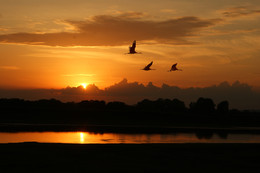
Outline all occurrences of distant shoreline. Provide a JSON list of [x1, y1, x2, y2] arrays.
[[1, 98, 260, 132], [1, 123, 260, 134]]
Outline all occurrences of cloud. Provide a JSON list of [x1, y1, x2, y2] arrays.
[[110, 11, 147, 19], [102, 79, 260, 110], [0, 25, 8, 32], [0, 79, 259, 110], [203, 28, 260, 36], [222, 6, 260, 18], [160, 9, 177, 14], [0, 66, 20, 70], [62, 74, 95, 77], [61, 84, 101, 95], [0, 13, 219, 46], [0, 27, 7, 31]]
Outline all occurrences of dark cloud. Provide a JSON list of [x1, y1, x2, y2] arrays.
[[0, 13, 219, 46], [222, 6, 260, 18], [0, 79, 259, 110]]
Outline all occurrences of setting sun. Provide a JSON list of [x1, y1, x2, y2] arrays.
[[80, 83, 88, 89]]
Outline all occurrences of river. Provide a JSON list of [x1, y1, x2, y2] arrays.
[[1, 131, 260, 144]]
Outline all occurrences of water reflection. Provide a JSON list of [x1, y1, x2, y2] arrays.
[[0, 132, 260, 144], [80, 132, 84, 143], [195, 132, 228, 140]]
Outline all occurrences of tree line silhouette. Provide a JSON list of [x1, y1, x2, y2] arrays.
[[0, 97, 237, 113], [0, 97, 229, 113], [0, 97, 259, 127]]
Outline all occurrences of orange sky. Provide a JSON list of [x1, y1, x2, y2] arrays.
[[1, 0, 260, 89]]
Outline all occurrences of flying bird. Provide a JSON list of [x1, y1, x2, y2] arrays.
[[168, 63, 182, 72], [127, 40, 141, 54], [142, 61, 154, 71]]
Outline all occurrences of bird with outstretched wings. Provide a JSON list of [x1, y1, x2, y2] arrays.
[[142, 61, 154, 71], [129, 40, 136, 53], [127, 40, 141, 54], [169, 63, 182, 72]]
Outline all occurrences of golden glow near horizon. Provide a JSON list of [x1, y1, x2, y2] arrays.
[[80, 83, 88, 89], [2, 132, 260, 144], [0, 0, 260, 89]]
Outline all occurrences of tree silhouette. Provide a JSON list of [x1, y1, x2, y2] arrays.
[[136, 98, 187, 113], [189, 97, 215, 114], [217, 101, 229, 114], [106, 101, 128, 110], [78, 100, 106, 110]]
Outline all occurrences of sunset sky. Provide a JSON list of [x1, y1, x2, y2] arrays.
[[1, 0, 260, 90]]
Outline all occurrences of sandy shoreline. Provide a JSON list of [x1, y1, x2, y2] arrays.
[[0, 143, 260, 172]]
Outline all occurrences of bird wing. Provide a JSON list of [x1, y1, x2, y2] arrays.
[[172, 63, 177, 68], [146, 61, 153, 68], [132, 40, 136, 49], [171, 63, 177, 70]]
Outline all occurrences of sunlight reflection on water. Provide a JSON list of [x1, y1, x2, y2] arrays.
[[1, 132, 260, 144]]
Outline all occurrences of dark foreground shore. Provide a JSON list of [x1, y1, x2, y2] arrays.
[[0, 143, 260, 173]]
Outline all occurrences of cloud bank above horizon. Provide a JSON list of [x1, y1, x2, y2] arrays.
[[0, 79, 259, 110]]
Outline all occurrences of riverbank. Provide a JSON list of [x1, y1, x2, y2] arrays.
[[0, 143, 260, 173], [1, 123, 260, 134]]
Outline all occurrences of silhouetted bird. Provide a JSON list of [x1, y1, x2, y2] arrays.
[[129, 40, 136, 54], [128, 40, 141, 54], [142, 61, 154, 71], [168, 63, 182, 72]]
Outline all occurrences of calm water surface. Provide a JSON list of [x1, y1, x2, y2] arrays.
[[1, 132, 260, 144]]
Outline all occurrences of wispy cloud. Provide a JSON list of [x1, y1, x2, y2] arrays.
[[0, 27, 8, 32], [160, 9, 177, 14], [0, 12, 220, 47], [222, 6, 260, 18], [62, 74, 95, 77], [0, 66, 20, 70], [203, 28, 260, 36]]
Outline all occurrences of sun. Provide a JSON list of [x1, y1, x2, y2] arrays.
[[80, 83, 88, 89]]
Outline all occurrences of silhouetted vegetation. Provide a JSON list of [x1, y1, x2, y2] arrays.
[[189, 97, 215, 114], [137, 98, 187, 113], [217, 100, 229, 114], [0, 97, 260, 129]]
